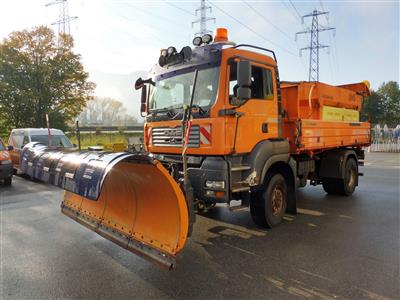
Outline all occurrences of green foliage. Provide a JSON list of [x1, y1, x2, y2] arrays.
[[78, 96, 137, 127], [0, 26, 95, 130], [0, 119, 11, 141], [362, 81, 400, 126]]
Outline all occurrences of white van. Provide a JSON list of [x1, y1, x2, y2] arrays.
[[8, 128, 74, 171]]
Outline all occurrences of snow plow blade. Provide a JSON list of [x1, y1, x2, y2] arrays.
[[21, 143, 189, 269]]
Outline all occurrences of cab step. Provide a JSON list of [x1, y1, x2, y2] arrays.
[[231, 182, 250, 193], [230, 165, 251, 172], [229, 200, 249, 211]]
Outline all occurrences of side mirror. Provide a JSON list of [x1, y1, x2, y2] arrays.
[[140, 85, 147, 115], [135, 78, 144, 90], [237, 61, 251, 101], [7, 145, 13, 151]]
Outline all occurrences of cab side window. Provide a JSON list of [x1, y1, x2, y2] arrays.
[[229, 61, 274, 100], [22, 135, 29, 146], [250, 66, 264, 99], [263, 69, 274, 100], [228, 62, 238, 99], [11, 134, 24, 149]]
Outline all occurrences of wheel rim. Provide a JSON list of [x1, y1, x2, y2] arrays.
[[271, 185, 284, 216], [347, 167, 356, 189]]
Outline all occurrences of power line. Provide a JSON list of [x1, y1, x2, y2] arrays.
[[289, 0, 303, 21], [242, 0, 294, 42], [207, 1, 298, 57], [282, 1, 301, 23], [125, 3, 187, 29], [319, 0, 329, 23], [164, 1, 195, 16], [102, 1, 172, 45], [116, 13, 169, 45], [296, 10, 335, 81], [319, 0, 339, 79]]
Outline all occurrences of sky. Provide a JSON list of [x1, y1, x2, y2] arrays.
[[0, 0, 399, 117]]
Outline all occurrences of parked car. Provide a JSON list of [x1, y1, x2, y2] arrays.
[[8, 128, 74, 172], [0, 138, 13, 185]]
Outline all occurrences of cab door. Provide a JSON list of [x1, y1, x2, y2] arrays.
[[8, 132, 24, 169], [226, 59, 279, 154]]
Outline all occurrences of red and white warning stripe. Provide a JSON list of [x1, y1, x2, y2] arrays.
[[200, 125, 212, 145], [147, 127, 153, 145]]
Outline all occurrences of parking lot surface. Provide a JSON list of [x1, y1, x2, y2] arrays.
[[1, 152, 399, 299]]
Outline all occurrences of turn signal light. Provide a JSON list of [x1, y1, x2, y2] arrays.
[[214, 28, 228, 42]]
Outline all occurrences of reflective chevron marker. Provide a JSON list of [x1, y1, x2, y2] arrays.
[[200, 125, 211, 145]]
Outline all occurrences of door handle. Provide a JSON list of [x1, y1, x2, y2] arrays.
[[262, 123, 268, 133]]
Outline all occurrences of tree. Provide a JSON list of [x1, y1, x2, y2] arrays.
[[0, 26, 95, 130], [362, 81, 400, 126], [78, 97, 138, 126]]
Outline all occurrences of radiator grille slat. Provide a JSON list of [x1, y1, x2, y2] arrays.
[[151, 126, 200, 148]]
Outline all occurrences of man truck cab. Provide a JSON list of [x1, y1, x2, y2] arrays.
[[8, 128, 74, 172]]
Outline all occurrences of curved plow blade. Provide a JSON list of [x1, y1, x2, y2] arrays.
[[21, 143, 189, 269]]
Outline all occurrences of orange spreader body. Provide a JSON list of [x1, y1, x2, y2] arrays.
[[280, 81, 371, 154]]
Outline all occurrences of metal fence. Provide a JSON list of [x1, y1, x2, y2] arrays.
[[368, 125, 400, 153]]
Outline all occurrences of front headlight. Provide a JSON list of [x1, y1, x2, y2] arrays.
[[0, 160, 11, 165], [205, 180, 225, 189]]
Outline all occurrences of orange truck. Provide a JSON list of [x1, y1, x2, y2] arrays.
[[21, 28, 371, 269]]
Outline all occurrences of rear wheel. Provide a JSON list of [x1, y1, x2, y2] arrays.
[[250, 173, 287, 228], [322, 158, 358, 196]]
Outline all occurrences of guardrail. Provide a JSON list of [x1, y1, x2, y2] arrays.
[[68, 125, 144, 133]]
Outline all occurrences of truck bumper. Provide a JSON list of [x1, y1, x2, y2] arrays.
[[0, 163, 13, 179], [188, 157, 230, 203]]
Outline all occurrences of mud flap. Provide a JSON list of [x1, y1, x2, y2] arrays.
[[21, 143, 189, 269]]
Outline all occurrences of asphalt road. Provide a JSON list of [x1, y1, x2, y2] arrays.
[[1, 152, 399, 299]]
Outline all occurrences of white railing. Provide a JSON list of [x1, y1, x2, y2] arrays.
[[368, 125, 400, 153]]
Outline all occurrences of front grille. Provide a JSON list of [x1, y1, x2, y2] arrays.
[[151, 125, 200, 148]]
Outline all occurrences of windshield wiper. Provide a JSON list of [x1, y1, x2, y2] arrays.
[[151, 104, 182, 116], [151, 103, 207, 118]]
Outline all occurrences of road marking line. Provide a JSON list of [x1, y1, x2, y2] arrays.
[[297, 208, 325, 216]]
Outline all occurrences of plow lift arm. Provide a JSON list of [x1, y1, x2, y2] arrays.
[[20, 142, 190, 269]]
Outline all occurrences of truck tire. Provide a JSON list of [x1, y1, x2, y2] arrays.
[[4, 177, 12, 186], [322, 158, 358, 196], [250, 173, 287, 228]]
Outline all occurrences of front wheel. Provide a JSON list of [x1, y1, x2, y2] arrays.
[[250, 173, 287, 228]]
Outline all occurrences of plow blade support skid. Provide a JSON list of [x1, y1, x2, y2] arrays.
[[21, 143, 189, 269]]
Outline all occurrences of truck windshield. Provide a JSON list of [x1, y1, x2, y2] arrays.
[[149, 66, 220, 112], [31, 135, 73, 147]]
